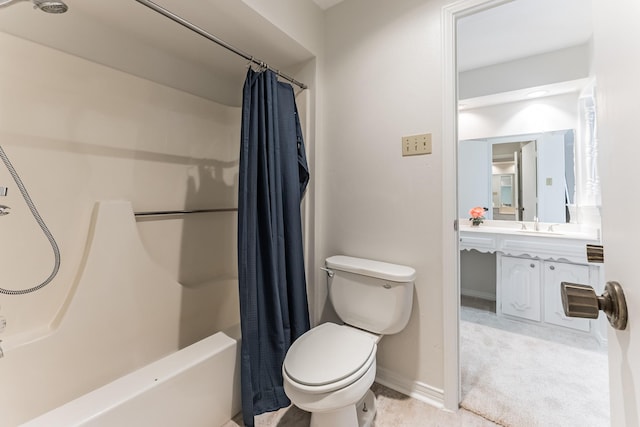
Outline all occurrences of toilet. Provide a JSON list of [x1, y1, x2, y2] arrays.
[[282, 255, 415, 427]]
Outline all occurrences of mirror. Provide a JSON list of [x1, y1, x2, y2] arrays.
[[459, 129, 575, 223]]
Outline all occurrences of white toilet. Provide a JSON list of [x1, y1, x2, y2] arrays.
[[282, 255, 415, 427]]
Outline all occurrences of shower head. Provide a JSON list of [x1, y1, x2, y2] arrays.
[[33, 0, 68, 13], [0, 0, 68, 13]]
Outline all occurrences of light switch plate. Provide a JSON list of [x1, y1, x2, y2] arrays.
[[402, 133, 432, 156]]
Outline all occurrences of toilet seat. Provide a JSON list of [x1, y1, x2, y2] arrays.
[[283, 323, 377, 394]]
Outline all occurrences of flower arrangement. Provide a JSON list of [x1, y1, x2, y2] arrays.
[[469, 206, 487, 226]]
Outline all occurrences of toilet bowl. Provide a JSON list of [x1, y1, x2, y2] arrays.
[[283, 323, 379, 426], [282, 256, 415, 427]]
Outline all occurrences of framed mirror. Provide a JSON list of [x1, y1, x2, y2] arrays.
[[459, 129, 575, 223]]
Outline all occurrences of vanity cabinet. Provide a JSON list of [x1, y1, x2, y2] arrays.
[[498, 254, 593, 332], [461, 224, 606, 342], [542, 260, 590, 332], [499, 256, 541, 321]]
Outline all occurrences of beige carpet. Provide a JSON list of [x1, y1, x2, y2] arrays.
[[461, 318, 609, 427]]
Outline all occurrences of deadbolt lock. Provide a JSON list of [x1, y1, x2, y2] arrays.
[[561, 281, 628, 330]]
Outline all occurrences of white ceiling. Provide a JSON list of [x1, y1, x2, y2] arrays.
[[457, 0, 593, 72], [0, 0, 593, 106], [0, 0, 314, 106]]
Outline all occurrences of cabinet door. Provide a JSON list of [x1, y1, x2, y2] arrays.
[[543, 261, 591, 331], [500, 256, 541, 321]]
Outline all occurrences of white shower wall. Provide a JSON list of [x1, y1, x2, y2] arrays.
[[0, 31, 240, 342]]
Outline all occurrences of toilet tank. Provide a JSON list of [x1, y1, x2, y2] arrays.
[[325, 255, 415, 335]]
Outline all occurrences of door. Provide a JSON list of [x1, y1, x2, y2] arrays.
[[593, 0, 640, 424], [458, 139, 492, 219], [536, 133, 566, 223], [520, 141, 537, 221], [512, 151, 521, 220], [442, 0, 640, 419]]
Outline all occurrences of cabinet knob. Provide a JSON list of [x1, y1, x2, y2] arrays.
[[530, 263, 535, 268], [549, 265, 555, 271], [561, 281, 628, 330]]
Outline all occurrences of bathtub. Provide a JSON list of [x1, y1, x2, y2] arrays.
[[21, 325, 241, 427], [0, 201, 241, 425]]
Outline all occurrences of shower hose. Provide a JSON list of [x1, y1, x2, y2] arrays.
[[0, 145, 60, 295]]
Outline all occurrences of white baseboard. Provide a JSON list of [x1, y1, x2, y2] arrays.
[[460, 289, 495, 301], [375, 366, 444, 409]]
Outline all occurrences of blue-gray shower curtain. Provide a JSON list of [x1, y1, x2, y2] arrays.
[[237, 69, 310, 427]]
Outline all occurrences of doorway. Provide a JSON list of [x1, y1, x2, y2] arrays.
[[446, 0, 610, 425]]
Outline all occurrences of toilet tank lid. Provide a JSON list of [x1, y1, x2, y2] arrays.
[[326, 255, 416, 282]]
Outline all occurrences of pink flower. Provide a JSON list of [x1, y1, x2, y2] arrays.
[[469, 207, 485, 219]]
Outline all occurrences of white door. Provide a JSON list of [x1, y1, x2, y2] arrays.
[[593, 0, 640, 424], [536, 133, 566, 223], [512, 151, 521, 220], [458, 139, 492, 219], [520, 141, 537, 221], [442, 0, 640, 418]]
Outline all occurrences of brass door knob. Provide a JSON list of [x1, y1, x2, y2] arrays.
[[561, 281, 628, 330]]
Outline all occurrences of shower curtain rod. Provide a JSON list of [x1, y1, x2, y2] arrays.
[[134, 207, 238, 217], [133, 0, 308, 90]]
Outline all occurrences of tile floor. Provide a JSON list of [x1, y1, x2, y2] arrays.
[[224, 383, 499, 427]]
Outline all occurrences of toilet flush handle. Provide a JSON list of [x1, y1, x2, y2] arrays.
[[320, 267, 334, 278]]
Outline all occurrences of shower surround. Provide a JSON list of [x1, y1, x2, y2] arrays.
[[0, 32, 241, 425]]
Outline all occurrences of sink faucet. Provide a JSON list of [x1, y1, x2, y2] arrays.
[[534, 216, 540, 231]]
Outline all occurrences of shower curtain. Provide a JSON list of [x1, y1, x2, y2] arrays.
[[237, 68, 310, 427]]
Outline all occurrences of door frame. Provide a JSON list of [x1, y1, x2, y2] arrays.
[[441, 0, 516, 410]]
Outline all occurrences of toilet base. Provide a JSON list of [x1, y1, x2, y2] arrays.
[[356, 389, 377, 427], [309, 389, 377, 427]]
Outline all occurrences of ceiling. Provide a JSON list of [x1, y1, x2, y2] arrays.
[[457, 0, 593, 106], [0, 0, 314, 106], [457, 0, 593, 72], [0, 0, 592, 107]]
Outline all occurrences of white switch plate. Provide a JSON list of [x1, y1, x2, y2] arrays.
[[402, 133, 432, 156]]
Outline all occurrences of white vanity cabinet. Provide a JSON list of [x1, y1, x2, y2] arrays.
[[498, 254, 593, 332], [542, 260, 591, 331], [499, 256, 541, 321], [460, 223, 605, 341]]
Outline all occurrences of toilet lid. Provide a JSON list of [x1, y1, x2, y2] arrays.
[[284, 323, 376, 387]]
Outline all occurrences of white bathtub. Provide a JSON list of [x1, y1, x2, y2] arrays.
[[21, 325, 241, 427]]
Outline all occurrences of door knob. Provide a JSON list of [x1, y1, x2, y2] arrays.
[[561, 281, 628, 330]]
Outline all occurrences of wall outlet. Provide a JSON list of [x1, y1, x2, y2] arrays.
[[402, 133, 432, 156]]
